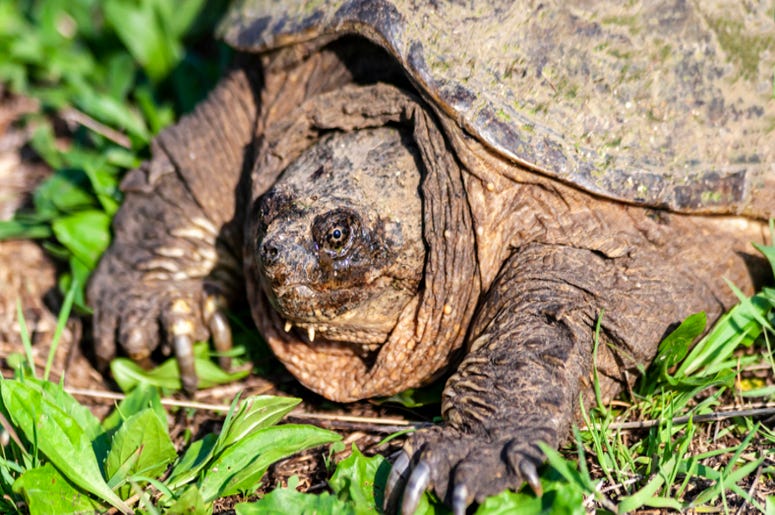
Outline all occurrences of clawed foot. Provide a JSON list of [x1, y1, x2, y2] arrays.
[[89, 272, 233, 395], [384, 426, 545, 514]]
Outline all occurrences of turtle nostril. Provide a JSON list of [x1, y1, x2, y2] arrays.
[[260, 239, 280, 267]]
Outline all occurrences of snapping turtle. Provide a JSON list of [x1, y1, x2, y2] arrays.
[[88, 0, 775, 511]]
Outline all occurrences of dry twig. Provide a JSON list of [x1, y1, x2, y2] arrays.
[[60, 107, 132, 148]]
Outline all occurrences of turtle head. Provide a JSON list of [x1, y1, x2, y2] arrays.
[[248, 127, 425, 346]]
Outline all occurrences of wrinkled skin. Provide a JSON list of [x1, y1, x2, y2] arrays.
[[88, 39, 772, 513]]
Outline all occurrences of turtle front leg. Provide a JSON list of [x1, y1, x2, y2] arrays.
[[88, 66, 259, 394], [387, 242, 670, 514]]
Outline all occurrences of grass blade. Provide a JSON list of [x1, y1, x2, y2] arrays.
[[14, 300, 35, 378], [43, 279, 78, 381]]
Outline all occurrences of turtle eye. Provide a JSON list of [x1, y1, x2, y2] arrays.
[[326, 225, 349, 249], [312, 209, 360, 257]]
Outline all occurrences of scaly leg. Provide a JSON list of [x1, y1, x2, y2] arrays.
[[387, 235, 754, 513], [87, 65, 260, 393]]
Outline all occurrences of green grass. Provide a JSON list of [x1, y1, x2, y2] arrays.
[[0, 0, 229, 310], [0, 322, 340, 513], [1, 1, 774, 513]]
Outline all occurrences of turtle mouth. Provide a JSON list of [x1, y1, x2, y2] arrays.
[[263, 280, 367, 324], [278, 318, 387, 348], [262, 278, 411, 346]]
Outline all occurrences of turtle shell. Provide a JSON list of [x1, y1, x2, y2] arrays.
[[221, 0, 775, 218]]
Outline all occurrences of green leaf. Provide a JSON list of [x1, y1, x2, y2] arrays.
[[632, 495, 685, 510], [103, 0, 182, 83], [33, 168, 96, 216], [110, 347, 250, 393], [329, 445, 390, 513], [676, 292, 771, 378], [26, 379, 103, 442], [617, 453, 683, 512], [166, 484, 209, 515], [13, 463, 104, 514], [104, 146, 142, 169], [73, 91, 150, 143], [153, 0, 207, 39], [82, 162, 121, 216], [105, 53, 136, 102], [4, 352, 26, 370], [167, 395, 302, 492], [44, 279, 78, 381], [753, 240, 775, 279], [725, 280, 774, 333], [105, 409, 176, 488], [0, 380, 131, 513], [691, 455, 763, 507], [166, 433, 218, 491], [236, 475, 355, 515], [199, 425, 341, 502], [51, 210, 111, 269], [0, 219, 52, 240], [194, 357, 252, 388], [537, 444, 596, 494], [216, 396, 301, 454], [741, 384, 775, 397], [111, 358, 182, 392], [27, 123, 64, 170], [654, 312, 706, 375], [15, 299, 35, 378], [476, 484, 585, 515], [101, 384, 165, 433], [377, 381, 444, 408], [134, 84, 176, 135], [62, 255, 93, 312], [411, 490, 448, 515]]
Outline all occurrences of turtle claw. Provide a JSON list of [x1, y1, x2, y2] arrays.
[[124, 327, 152, 364], [90, 283, 234, 396], [164, 298, 201, 395], [85, 159, 239, 396], [519, 459, 543, 497], [206, 304, 233, 370], [173, 333, 197, 395], [384, 451, 411, 513], [451, 483, 470, 515], [402, 461, 430, 515], [384, 454, 473, 515]]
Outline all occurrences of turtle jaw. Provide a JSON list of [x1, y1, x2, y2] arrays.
[[257, 255, 419, 345]]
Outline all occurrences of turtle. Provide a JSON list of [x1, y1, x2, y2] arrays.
[[87, 0, 775, 512]]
